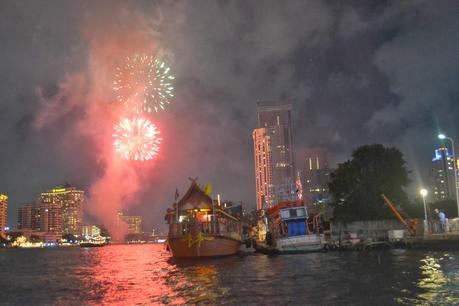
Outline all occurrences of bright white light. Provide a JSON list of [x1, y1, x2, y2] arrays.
[[420, 188, 428, 197], [438, 134, 446, 140]]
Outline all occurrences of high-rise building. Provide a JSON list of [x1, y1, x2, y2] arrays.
[[253, 101, 295, 210], [39, 202, 62, 234], [253, 128, 274, 210], [40, 186, 84, 236], [432, 147, 457, 201], [117, 212, 142, 235], [0, 194, 8, 238], [18, 204, 41, 230], [297, 148, 334, 205]]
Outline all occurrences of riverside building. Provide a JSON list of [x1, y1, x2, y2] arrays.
[[39, 202, 62, 234], [16, 202, 62, 242], [40, 186, 84, 236], [17, 204, 41, 230], [0, 194, 8, 238], [432, 147, 457, 201], [253, 101, 295, 210]]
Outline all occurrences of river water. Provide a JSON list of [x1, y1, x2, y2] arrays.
[[1, 244, 459, 305]]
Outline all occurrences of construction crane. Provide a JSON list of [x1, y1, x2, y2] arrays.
[[381, 194, 418, 236]]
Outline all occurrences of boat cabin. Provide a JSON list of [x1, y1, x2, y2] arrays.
[[266, 201, 323, 238], [165, 181, 241, 240]]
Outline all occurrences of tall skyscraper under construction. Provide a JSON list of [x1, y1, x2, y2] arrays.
[[253, 101, 295, 210]]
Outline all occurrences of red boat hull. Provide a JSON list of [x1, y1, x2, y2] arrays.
[[167, 236, 240, 258]]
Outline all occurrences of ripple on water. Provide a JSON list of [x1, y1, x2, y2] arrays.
[[1, 246, 459, 305]]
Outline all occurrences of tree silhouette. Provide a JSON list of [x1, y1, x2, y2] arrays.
[[329, 144, 410, 222]]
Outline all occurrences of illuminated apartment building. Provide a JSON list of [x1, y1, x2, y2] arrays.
[[18, 204, 41, 230], [117, 212, 142, 234], [253, 128, 274, 210], [40, 186, 84, 236], [0, 194, 8, 238], [38, 202, 62, 234], [432, 147, 457, 201]]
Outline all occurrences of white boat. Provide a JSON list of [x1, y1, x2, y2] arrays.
[[255, 200, 325, 253], [275, 234, 324, 252]]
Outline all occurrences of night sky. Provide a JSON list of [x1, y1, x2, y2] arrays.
[[1, 1, 459, 231]]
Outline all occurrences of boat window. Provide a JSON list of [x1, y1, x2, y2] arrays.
[[289, 209, 297, 217], [296, 208, 306, 217], [280, 210, 290, 218]]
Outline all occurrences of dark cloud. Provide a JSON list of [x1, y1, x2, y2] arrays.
[[1, 0, 458, 230]]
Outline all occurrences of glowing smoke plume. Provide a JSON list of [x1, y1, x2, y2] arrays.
[[33, 3, 168, 240]]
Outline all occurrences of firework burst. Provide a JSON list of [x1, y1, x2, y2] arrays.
[[113, 54, 175, 114], [113, 117, 162, 161]]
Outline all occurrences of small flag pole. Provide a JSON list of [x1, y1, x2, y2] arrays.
[[175, 189, 179, 223]]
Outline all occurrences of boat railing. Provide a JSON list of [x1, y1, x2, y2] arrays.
[[169, 220, 240, 240]]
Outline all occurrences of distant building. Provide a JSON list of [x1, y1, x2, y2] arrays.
[[297, 148, 334, 206], [82, 225, 101, 238], [16, 202, 61, 242], [432, 147, 457, 201], [0, 194, 8, 238], [117, 212, 142, 234], [38, 202, 62, 235], [17, 204, 41, 230], [253, 101, 295, 210], [40, 186, 84, 236]]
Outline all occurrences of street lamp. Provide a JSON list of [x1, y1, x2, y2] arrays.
[[438, 133, 459, 217], [420, 188, 428, 233]]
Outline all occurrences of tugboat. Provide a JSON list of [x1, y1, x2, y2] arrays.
[[165, 179, 242, 258], [254, 200, 325, 253]]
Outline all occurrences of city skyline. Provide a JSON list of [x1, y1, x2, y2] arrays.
[[1, 1, 459, 230]]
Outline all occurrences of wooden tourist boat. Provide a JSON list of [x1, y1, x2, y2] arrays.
[[165, 180, 242, 258], [79, 235, 106, 248], [255, 200, 325, 253]]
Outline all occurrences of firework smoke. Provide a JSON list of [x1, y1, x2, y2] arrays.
[[33, 3, 166, 240]]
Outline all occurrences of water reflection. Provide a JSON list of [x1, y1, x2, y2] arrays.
[[416, 254, 459, 305], [2, 246, 459, 305], [78, 244, 180, 305], [77, 245, 224, 305]]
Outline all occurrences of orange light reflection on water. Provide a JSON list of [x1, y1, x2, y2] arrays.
[[77, 244, 220, 305]]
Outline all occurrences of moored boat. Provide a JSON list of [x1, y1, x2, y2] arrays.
[[165, 180, 242, 258], [79, 235, 106, 247], [255, 200, 325, 253]]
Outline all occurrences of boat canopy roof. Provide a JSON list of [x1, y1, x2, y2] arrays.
[[176, 180, 213, 211]]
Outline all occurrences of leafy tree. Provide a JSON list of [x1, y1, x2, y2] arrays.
[[329, 144, 410, 222], [30, 235, 42, 243]]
